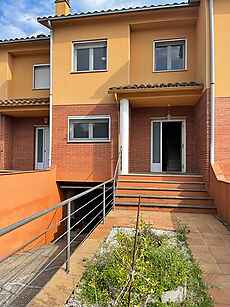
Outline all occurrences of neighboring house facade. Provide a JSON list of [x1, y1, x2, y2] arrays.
[[0, 0, 229, 186]]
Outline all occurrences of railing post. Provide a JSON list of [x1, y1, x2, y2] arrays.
[[103, 184, 106, 223], [66, 201, 71, 273], [113, 179, 116, 208]]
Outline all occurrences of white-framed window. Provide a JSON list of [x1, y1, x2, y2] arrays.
[[68, 115, 111, 142], [153, 39, 187, 72], [33, 64, 50, 89], [73, 40, 107, 72]]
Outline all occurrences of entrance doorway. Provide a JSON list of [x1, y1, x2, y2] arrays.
[[151, 119, 186, 173], [35, 126, 49, 169]]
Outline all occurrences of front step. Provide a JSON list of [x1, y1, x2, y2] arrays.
[[115, 202, 216, 214], [116, 174, 215, 213], [119, 174, 204, 182], [118, 180, 205, 190], [117, 187, 208, 197], [116, 194, 213, 206]]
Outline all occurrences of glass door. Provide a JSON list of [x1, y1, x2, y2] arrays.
[[151, 120, 186, 173], [35, 127, 49, 169], [151, 121, 162, 172]]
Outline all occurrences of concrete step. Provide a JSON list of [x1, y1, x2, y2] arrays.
[[118, 180, 205, 190], [115, 202, 216, 214], [115, 194, 213, 206], [118, 174, 204, 183], [117, 187, 208, 197]]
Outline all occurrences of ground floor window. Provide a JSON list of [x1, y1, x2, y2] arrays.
[[68, 115, 111, 142]]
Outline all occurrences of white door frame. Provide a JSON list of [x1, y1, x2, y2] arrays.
[[35, 126, 50, 170], [150, 118, 186, 173]]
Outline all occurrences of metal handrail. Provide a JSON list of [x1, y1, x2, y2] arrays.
[[114, 146, 122, 179], [0, 152, 122, 305], [0, 148, 122, 238], [0, 177, 113, 238]]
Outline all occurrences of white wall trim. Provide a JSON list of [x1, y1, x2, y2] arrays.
[[67, 115, 111, 143], [72, 39, 108, 73], [150, 118, 187, 173], [32, 64, 50, 90], [120, 98, 129, 175], [153, 38, 188, 73]]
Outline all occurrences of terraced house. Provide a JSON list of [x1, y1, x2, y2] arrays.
[[0, 0, 230, 217]]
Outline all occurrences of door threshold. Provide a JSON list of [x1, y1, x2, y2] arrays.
[[127, 172, 202, 177]]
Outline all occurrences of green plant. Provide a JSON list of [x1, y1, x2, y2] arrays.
[[75, 221, 213, 306]]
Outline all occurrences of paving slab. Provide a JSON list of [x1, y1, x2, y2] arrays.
[[2, 208, 229, 306]]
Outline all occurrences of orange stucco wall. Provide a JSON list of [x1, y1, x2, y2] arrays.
[[0, 169, 62, 260], [9, 53, 50, 99], [209, 163, 230, 225], [0, 40, 50, 99], [52, 5, 201, 106], [214, 0, 230, 97], [130, 24, 197, 84], [196, 0, 209, 86], [52, 20, 130, 105]]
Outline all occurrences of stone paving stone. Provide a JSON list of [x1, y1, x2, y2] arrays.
[[200, 263, 221, 274], [209, 247, 230, 264], [209, 288, 230, 305], [27, 209, 230, 307], [219, 264, 230, 274]]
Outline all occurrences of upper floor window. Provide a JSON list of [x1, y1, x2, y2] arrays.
[[154, 39, 186, 72], [73, 40, 107, 72], [33, 64, 50, 89], [68, 116, 110, 142]]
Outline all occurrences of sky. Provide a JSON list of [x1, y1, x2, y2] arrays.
[[0, 0, 188, 40]]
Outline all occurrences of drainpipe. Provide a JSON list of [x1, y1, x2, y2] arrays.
[[48, 21, 53, 168], [209, 0, 216, 164]]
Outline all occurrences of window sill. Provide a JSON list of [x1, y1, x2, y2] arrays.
[[32, 88, 50, 91], [153, 69, 188, 73], [70, 69, 108, 74], [68, 139, 111, 144]]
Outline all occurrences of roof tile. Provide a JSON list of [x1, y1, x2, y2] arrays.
[[38, 2, 192, 22], [0, 34, 50, 45], [109, 81, 203, 92], [0, 98, 50, 107]]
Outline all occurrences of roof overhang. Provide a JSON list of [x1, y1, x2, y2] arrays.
[[0, 35, 50, 46], [0, 98, 49, 117], [38, 2, 199, 28], [108, 82, 204, 107]]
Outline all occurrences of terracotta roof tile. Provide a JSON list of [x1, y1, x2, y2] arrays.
[[0, 34, 50, 45], [0, 98, 50, 107], [109, 81, 203, 92], [38, 2, 195, 23]]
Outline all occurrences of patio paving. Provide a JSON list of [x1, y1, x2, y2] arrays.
[[27, 208, 230, 306]]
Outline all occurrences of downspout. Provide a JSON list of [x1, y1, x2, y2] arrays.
[[48, 21, 53, 168], [209, 0, 216, 164]]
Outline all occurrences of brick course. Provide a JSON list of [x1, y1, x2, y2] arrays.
[[52, 104, 118, 182], [193, 90, 210, 181], [12, 117, 46, 170], [215, 97, 230, 164], [0, 115, 46, 170], [0, 115, 13, 169], [129, 105, 196, 174]]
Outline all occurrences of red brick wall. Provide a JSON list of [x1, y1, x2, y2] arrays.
[[0, 115, 46, 171], [129, 106, 196, 173], [52, 104, 118, 182], [215, 97, 230, 163], [0, 115, 13, 169], [193, 90, 210, 181], [12, 117, 45, 170]]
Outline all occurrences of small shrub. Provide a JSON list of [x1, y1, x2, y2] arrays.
[[74, 221, 213, 306]]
